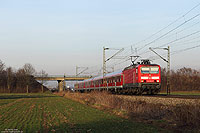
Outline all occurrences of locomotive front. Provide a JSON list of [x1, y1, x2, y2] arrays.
[[138, 64, 161, 94], [123, 60, 161, 95]]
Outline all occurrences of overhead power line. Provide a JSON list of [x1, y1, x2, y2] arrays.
[[126, 2, 200, 49], [161, 20, 200, 40], [171, 44, 200, 55], [158, 30, 200, 47], [103, 3, 200, 70], [138, 13, 200, 51], [150, 44, 200, 61], [86, 3, 200, 76], [107, 16, 200, 68]]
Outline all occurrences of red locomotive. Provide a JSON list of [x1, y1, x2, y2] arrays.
[[74, 60, 161, 95]]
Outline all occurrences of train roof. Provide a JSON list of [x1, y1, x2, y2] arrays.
[[123, 63, 160, 70], [82, 70, 123, 82]]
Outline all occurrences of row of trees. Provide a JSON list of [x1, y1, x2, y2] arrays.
[[161, 67, 200, 92], [0, 60, 48, 93], [1, 59, 200, 93]]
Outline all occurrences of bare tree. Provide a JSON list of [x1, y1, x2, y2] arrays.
[[0, 61, 48, 93], [23, 63, 36, 75], [38, 70, 48, 93], [16, 68, 26, 92], [0, 60, 5, 92], [23, 63, 36, 93], [0, 60, 4, 72]]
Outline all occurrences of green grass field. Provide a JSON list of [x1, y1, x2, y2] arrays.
[[0, 93, 159, 133]]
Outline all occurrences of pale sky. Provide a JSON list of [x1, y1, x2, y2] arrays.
[[0, 0, 200, 76]]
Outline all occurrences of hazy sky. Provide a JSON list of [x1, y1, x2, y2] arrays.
[[0, 0, 200, 75]]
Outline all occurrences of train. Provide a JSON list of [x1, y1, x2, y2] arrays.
[[74, 59, 161, 95]]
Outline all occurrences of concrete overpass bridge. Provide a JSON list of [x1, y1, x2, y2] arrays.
[[35, 75, 92, 92]]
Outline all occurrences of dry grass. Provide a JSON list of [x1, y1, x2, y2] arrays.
[[62, 91, 200, 131]]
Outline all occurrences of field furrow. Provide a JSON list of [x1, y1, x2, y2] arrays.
[[0, 93, 160, 133]]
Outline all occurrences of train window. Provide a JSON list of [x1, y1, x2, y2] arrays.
[[150, 67, 159, 74], [141, 67, 159, 74], [116, 76, 120, 82], [141, 67, 150, 74], [136, 68, 138, 74]]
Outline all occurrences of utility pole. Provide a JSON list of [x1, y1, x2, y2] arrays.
[[76, 66, 78, 77], [103, 47, 124, 87], [64, 74, 66, 91], [103, 47, 109, 77], [149, 46, 170, 95], [167, 46, 170, 95], [103, 47, 124, 76]]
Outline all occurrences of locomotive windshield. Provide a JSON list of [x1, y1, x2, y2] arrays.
[[141, 67, 150, 73], [141, 66, 159, 74], [150, 67, 159, 73]]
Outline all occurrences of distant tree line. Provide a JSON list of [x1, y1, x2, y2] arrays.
[[0, 60, 48, 93], [1, 59, 200, 93], [161, 67, 200, 92]]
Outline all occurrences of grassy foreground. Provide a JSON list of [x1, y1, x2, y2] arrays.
[[0, 93, 159, 133]]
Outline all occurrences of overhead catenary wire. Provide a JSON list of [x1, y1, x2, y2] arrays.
[[85, 3, 200, 76], [107, 29, 200, 68], [107, 27, 200, 71], [161, 20, 200, 40], [137, 13, 200, 51], [157, 30, 200, 48], [137, 29, 200, 57], [124, 2, 200, 50], [107, 15, 200, 69], [150, 43, 200, 62], [171, 44, 200, 55], [101, 3, 200, 71]]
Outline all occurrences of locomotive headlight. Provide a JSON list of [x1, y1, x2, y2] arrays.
[[157, 80, 159, 82], [141, 80, 144, 83]]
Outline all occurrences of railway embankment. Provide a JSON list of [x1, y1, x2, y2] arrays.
[[61, 91, 200, 132]]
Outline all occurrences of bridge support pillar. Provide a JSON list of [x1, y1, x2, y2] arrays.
[[57, 80, 65, 92]]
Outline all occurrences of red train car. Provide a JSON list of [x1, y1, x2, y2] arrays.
[[74, 60, 161, 95]]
